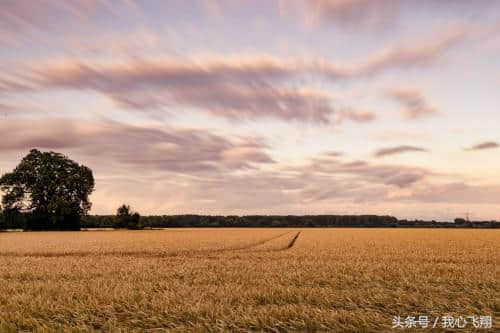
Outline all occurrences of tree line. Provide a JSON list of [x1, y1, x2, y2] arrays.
[[80, 215, 499, 229], [2, 212, 499, 230]]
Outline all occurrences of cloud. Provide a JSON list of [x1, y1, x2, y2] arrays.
[[0, 118, 274, 173], [0, 23, 463, 125], [304, 0, 399, 28], [300, 1, 492, 30], [297, 152, 429, 189], [0, 1, 135, 43], [189, 152, 431, 213], [0, 1, 73, 32], [0, 77, 33, 94], [9, 30, 455, 122], [465, 141, 499, 151], [359, 28, 465, 74], [25, 59, 336, 123], [3, 128, 496, 217], [312, 27, 465, 81], [388, 88, 438, 119], [374, 145, 427, 157], [338, 161, 428, 188], [323, 151, 344, 157], [335, 108, 376, 124], [383, 172, 423, 188], [0, 103, 47, 117], [402, 182, 500, 204], [221, 145, 275, 168], [0, 103, 19, 115], [91, 150, 500, 217]]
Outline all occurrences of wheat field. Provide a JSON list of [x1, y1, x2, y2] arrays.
[[0, 229, 498, 332]]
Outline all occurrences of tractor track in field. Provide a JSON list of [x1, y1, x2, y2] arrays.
[[246, 231, 302, 252], [0, 231, 297, 258]]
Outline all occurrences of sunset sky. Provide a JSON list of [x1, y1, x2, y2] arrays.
[[1, 0, 500, 220]]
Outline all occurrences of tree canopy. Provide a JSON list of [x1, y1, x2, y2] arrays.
[[0, 149, 94, 230], [115, 204, 142, 229]]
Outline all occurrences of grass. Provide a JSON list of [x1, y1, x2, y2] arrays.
[[0, 228, 498, 332]]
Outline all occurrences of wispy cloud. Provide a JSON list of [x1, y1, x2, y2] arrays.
[[0, 118, 274, 173], [2, 28, 461, 124], [300, 0, 492, 30], [465, 141, 499, 151], [374, 145, 428, 158], [296, 152, 430, 189], [334, 108, 376, 124], [307, 27, 466, 82], [0, 1, 96, 46], [304, 0, 399, 28], [388, 88, 437, 120], [22, 59, 336, 123], [402, 182, 500, 204]]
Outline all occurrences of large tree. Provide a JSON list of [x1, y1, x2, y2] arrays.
[[0, 149, 94, 230]]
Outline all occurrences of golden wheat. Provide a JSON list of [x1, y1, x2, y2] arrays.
[[0, 229, 498, 332]]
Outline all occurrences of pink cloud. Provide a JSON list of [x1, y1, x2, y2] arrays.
[[305, 0, 399, 28], [3, 29, 459, 123], [374, 145, 428, 158], [388, 88, 438, 120], [465, 141, 499, 151], [335, 108, 376, 124], [0, 118, 274, 173]]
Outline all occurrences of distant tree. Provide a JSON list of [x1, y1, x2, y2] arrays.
[[0, 149, 94, 230], [454, 217, 472, 228], [115, 204, 143, 229]]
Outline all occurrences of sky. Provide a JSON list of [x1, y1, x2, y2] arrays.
[[1, 0, 500, 221]]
